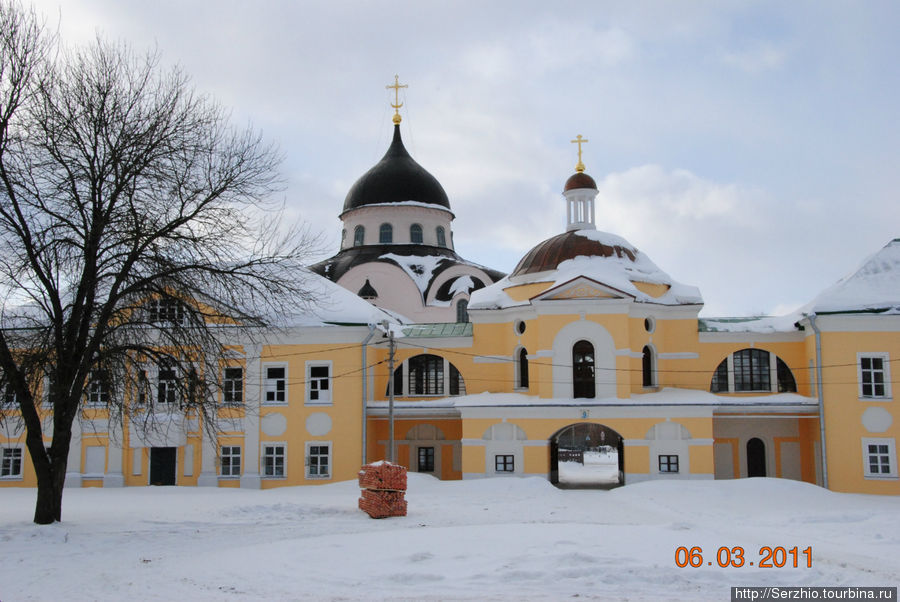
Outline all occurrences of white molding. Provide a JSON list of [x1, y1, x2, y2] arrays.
[[658, 352, 700, 360]]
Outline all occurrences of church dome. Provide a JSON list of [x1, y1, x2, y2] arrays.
[[510, 230, 637, 277], [563, 171, 597, 192], [342, 125, 450, 213]]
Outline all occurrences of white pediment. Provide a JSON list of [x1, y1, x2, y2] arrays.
[[535, 277, 633, 301]]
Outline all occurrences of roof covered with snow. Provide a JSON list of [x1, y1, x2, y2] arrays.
[[284, 270, 399, 327], [806, 238, 900, 315], [470, 229, 702, 310]]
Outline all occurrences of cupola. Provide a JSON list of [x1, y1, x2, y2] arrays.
[[563, 134, 598, 232]]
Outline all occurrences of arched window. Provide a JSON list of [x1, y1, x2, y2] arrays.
[[379, 223, 393, 244], [456, 299, 469, 323], [572, 340, 595, 399], [436, 226, 446, 247], [518, 347, 529, 389], [642, 345, 655, 387], [410, 223, 423, 244], [388, 354, 466, 397], [709, 349, 797, 393], [353, 225, 365, 247]]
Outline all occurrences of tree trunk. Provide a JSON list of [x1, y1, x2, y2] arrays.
[[33, 465, 65, 524]]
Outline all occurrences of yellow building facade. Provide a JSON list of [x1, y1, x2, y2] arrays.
[[2, 115, 897, 496]]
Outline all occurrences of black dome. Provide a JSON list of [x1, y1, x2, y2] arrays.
[[342, 125, 451, 213], [510, 230, 637, 277]]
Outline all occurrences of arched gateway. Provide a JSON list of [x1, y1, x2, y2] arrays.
[[549, 423, 624, 488]]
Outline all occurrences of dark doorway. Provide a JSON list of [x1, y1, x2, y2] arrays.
[[149, 447, 177, 486], [573, 340, 595, 399], [746, 438, 766, 477]]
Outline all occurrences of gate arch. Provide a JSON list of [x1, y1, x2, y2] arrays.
[[549, 422, 624, 488]]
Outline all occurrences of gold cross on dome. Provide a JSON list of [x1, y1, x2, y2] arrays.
[[386, 75, 408, 124], [571, 134, 589, 173]]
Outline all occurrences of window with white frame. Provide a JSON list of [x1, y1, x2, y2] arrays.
[[1, 378, 15, 407], [1, 447, 23, 478], [87, 369, 110, 405], [659, 454, 679, 473], [495, 454, 514, 472], [859, 353, 891, 399], [264, 365, 286, 404], [862, 438, 897, 478], [220, 445, 241, 477], [306, 362, 331, 404], [157, 358, 179, 407], [306, 443, 330, 479], [709, 349, 797, 393], [222, 367, 243, 405], [262, 443, 286, 478], [146, 297, 187, 325]]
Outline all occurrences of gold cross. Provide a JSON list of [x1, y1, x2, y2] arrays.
[[386, 75, 408, 124], [571, 134, 589, 173]]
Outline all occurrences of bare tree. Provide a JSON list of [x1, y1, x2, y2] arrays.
[[0, 1, 314, 524]]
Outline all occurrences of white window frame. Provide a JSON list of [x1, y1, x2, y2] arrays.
[[1, 446, 24, 479], [262, 363, 288, 405], [305, 361, 332, 405], [156, 358, 180, 409], [146, 297, 187, 326], [861, 438, 897, 479], [305, 441, 332, 480], [857, 352, 892, 400], [220, 445, 242, 478], [221, 366, 244, 406], [87, 369, 110, 406], [261, 442, 286, 479]]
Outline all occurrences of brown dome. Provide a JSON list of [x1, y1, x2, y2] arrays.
[[510, 231, 636, 277], [563, 172, 597, 192]]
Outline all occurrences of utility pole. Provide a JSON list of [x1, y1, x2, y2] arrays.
[[383, 321, 396, 463]]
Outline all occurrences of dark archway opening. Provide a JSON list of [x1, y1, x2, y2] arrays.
[[747, 437, 767, 477], [549, 423, 624, 489]]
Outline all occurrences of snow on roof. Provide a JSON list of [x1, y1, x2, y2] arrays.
[[699, 315, 802, 334], [469, 229, 702, 310], [806, 238, 900, 315], [367, 388, 816, 410], [379, 253, 449, 297], [284, 270, 399, 327]]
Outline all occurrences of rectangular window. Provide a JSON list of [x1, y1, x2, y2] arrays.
[[659, 454, 680, 473], [222, 367, 243, 405], [147, 298, 186, 325], [307, 363, 331, 404], [859, 354, 891, 399], [417, 446, 435, 472], [495, 454, 514, 472], [157, 359, 179, 407], [409, 356, 444, 395], [306, 443, 331, 479], [264, 366, 286, 404], [733, 349, 770, 392], [1, 447, 23, 478], [1, 382, 15, 407], [220, 445, 241, 477], [87, 369, 110, 405], [262, 444, 285, 478], [862, 438, 896, 478]]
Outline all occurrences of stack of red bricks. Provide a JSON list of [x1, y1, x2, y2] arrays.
[[358, 461, 407, 518]]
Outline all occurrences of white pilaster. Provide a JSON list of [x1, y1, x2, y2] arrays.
[[240, 344, 262, 489]]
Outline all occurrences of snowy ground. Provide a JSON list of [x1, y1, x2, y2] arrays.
[[1, 476, 898, 601]]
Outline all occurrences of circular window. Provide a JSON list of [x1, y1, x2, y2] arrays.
[[515, 320, 526, 335], [644, 317, 655, 333]]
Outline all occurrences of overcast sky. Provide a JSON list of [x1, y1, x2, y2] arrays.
[[30, 1, 900, 317]]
